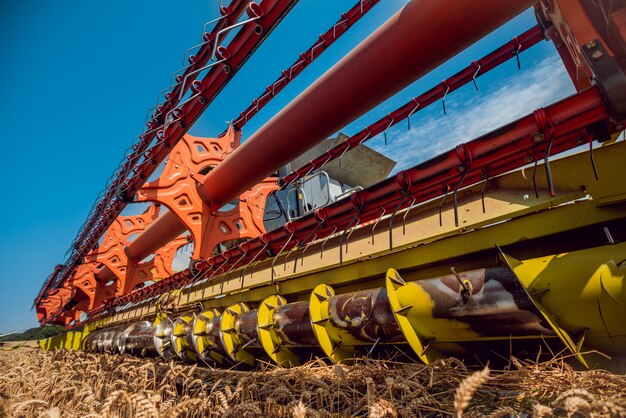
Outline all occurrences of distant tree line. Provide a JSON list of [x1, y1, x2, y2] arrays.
[[0, 325, 66, 342]]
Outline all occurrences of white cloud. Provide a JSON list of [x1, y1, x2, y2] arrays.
[[377, 55, 576, 171]]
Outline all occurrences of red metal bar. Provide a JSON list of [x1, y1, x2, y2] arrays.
[[227, 0, 381, 133], [198, 0, 535, 209], [281, 25, 545, 186], [124, 211, 187, 263]]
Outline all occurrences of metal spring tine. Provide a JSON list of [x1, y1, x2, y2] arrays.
[[178, 89, 203, 108], [439, 183, 451, 227], [320, 226, 338, 258], [283, 245, 299, 272], [450, 266, 470, 299], [257, 91, 271, 108], [319, 152, 333, 172], [179, 58, 227, 101], [289, 58, 306, 79], [441, 82, 450, 115], [279, 177, 292, 192], [184, 16, 230, 65], [271, 232, 295, 284], [383, 116, 394, 146], [337, 144, 351, 169], [182, 42, 204, 66], [271, 75, 287, 96], [344, 219, 359, 260], [452, 167, 470, 227], [310, 39, 327, 61], [303, 161, 318, 180], [513, 36, 522, 70], [294, 221, 324, 271], [143, 123, 165, 137], [206, 258, 228, 282], [280, 170, 301, 192], [240, 241, 269, 283], [339, 211, 361, 265], [471, 61, 481, 91], [358, 129, 372, 156], [333, 19, 348, 38], [171, 63, 196, 86], [480, 171, 490, 214], [243, 106, 255, 124], [371, 208, 387, 245], [147, 84, 177, 123], [223, 251, 248, 284], [161, 107, 183, 132], [145, 105, 160, 126], [604, 226, 615, 244], [202, 13, 229, 37], [360, 0, 367, 13], [241, 337, 257, 350], [532, 159, 539, 199], [212, 259, 231, 295], [200, 259, 227, 299], [368, 336, 381, 356], [402, 196, 417, 235], [177, 271, 202, 306], [407, 100, 420, 130], [212, 14, 262, 61], [298, 233, 318, 268], [388, 190, 409, 251], [588, 136, 600, 181], [544, 136, 556, 197]]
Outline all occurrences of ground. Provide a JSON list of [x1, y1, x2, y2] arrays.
[[0, 348, 624, 417]]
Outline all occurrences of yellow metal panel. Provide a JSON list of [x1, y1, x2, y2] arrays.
[[191, 309, 226, 365], [385, 269, 442, 365], [257, 295, 301, 367], [512, 242, 626, 356], [39, 330, 87, 351], [220, 303, 255, 365], [309, 284, 353, 364]]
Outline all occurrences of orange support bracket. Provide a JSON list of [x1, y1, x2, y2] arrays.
[[135, 127, 279, 263]]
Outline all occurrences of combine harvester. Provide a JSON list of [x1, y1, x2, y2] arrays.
[[35, 0, 626, 370]]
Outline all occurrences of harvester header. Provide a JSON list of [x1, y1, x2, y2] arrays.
[[36, 0, 626, 370]]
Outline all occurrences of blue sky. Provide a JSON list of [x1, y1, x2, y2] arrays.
[[0, 1, 574, 333]]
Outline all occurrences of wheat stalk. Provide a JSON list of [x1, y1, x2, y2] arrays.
[[453, 366, 490, 418]]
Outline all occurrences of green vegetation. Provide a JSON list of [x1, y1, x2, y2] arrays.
[[0, 326, 66, 342]]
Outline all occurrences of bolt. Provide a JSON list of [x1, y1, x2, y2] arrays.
[[616, 124, 623, 130], [457, 165, 466, 173], [586, 40, 597, 49], [524, 156, 533, 163], [532, 132, 545, 144], [592, 50, 604, 61]]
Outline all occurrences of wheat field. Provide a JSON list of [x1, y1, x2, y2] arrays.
[[0, 348, 624, 417]]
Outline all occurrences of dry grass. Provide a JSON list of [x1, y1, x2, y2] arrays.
[[0, 348, 624, 417]]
